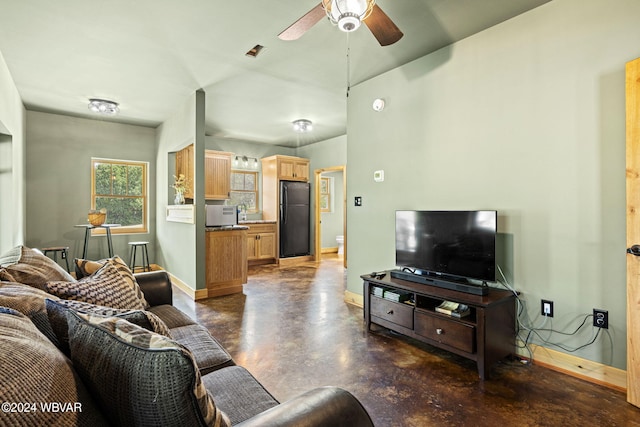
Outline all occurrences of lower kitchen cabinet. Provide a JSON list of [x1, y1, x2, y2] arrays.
[[246, 222, 277, 265], [205, 228, 247, 297]]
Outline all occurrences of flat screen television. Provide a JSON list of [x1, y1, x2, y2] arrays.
[[395, 210, 497, 283]]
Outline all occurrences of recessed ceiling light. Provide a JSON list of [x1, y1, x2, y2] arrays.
[[292, 119, 313, 133], [88, 98, 119, 115]]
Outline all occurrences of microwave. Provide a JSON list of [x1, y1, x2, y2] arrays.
[[205, 205, 237, 227]]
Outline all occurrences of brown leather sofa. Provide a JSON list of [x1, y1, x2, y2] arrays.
[[136, 271, 375, 426], [0, 262, 374, 426]]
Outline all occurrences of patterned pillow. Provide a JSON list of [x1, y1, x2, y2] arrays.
[[66, 311, 231, 427], [0, 281, 60, 345], [46, 298, 171, 355], [74, 256, 149, 308], [46, 262, 145, 310], [0, 246, 75, 290], [0, 307, 109, 426]]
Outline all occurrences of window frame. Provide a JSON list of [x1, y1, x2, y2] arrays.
[[229, 170, 259, 213], [90, 158, 149, 235], [320, 176, 331, 213]]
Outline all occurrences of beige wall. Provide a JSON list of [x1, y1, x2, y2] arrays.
[[0, 51, 26, 253], [155, 92, 203, 289], [346, 0, 640, 369], [24, 111, 157, 260], [298, 135, 347, 252]]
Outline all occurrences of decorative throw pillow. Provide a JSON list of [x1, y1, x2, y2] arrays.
[[74, 256, 149, 309], [0, 281, 60, 345], [0, 307, 109, 426], [66, 311, 231, 427], [46, 298, 171, 355], [46, 262, 146, 310], [0, 245, 75, 290]]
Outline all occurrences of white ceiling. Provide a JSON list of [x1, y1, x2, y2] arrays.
[[0, 0, 552, 147]]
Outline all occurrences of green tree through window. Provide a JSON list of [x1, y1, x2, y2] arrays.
[[91, 159, 148, 234]]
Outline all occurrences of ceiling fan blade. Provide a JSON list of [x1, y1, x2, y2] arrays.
[[278, 3, 326, 41], [363, 4, 404, 46]]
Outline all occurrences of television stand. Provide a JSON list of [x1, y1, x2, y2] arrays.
[[362, 270, 516, 380], [390, 269, 489, 295]]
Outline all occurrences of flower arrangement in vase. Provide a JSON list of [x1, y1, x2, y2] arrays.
[[172, 174, 188, 205]]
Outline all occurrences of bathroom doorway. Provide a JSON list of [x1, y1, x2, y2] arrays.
[[313, 166, 346, 268]]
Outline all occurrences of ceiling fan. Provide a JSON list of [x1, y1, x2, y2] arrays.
[[278, 0, 403, 46]]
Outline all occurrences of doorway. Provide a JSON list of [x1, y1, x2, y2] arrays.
[[313, 166, 346, 268]]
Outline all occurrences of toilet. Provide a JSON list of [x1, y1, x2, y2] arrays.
[[336, 235, 344, 255]]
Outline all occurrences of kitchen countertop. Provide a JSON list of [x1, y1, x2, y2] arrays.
[[238, 220, 276, 224], [205, 225, 249, 231]]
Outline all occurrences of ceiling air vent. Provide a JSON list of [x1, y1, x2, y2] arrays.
[[245, 44, 265, 58]]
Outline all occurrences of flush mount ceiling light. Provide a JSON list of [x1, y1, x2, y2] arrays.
[[322, 0, 375, 32], [292, 119, 313, 133], [88, 98, 119, 115]]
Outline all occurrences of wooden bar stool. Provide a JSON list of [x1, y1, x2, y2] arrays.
[[41, 246, 71, 272], [128, 241, 151, 273]]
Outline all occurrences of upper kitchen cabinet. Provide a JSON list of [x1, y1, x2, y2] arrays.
[[175, 144, 232, 201], [175, 144, 194, 199], [262, 155, 309, 182], [205, 150, 232, 200]]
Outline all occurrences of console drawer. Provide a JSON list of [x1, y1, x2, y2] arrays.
[[414, 310, 475, 354], [371, 296, 414, 329]]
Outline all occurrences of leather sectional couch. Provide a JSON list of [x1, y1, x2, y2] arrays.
[[0, 246, 374, 426]]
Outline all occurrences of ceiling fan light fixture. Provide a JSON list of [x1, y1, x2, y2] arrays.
[[88, 98, 119, 115], [322, 0, 375, 33], [292, 119, 313, 133], [337, 13, 361, 32]]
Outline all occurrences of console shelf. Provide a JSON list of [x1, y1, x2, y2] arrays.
[[362, 271, 516, 380]]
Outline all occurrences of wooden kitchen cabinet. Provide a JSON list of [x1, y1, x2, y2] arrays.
[[204, 150, 232, 200], [262, 155, 309, 182], [175, 144, 232, 200], [205, 228, 247, 297], [175, 144, 194, 199], [246, 222, 277, 265]]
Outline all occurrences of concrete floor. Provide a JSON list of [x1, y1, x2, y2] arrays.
[[173, 256, 640, 427]]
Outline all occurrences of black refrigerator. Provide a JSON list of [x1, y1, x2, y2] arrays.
[[279, 180, 310, 257]]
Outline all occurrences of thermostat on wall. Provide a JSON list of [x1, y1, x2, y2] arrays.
[[374, 170, 384, 182]]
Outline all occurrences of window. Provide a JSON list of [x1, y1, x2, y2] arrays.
[[229, 171, 258, 212], [320, 177, 331, 212], [91, 158, 148, 234]]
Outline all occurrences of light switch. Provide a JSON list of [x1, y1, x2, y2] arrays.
[[374, 170, 384, 182]]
